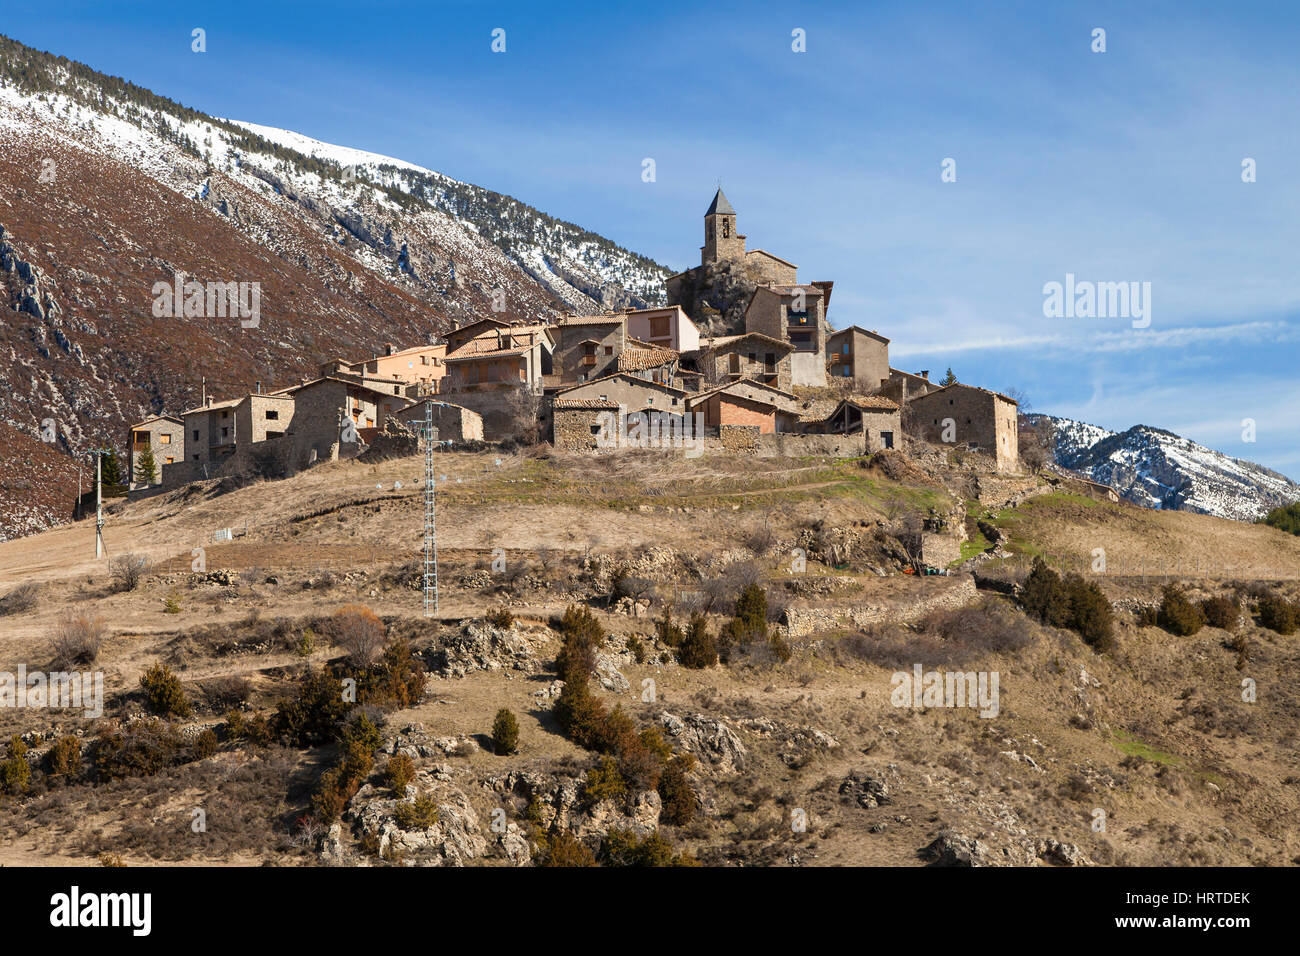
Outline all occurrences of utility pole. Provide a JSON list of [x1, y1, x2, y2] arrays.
[[94, 449, 106, 558], [423, 399, 439, 616]]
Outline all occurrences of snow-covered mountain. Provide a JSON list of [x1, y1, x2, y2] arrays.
[[0, 33, 670, 539], [1030, 414, 1300, 522]]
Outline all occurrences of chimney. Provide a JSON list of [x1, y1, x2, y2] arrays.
[[920, 370, 930, 380], [256, 380, 262, 394], [386, 342, 396, 356]]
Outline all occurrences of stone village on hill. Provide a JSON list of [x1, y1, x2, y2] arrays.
[[125, 190, 1021, 496]]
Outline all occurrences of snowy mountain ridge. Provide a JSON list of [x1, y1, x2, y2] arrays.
[[1030, 414, 1300, 522]]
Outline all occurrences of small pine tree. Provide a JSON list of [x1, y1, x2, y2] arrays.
[[1156, 585, 1205, 636], [134, 445, 158, 486], [491, 708, 520, 755], [678, 614, 718, 669], [939, 367, 958, 386], [100, 449, 123, 486]]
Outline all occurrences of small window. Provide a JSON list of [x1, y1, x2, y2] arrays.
[[221, 427, 229, 439], [222, 410, 229, 418], [590, 424, 601, 435], [672, 397, 679, 406], [192, 453, 199, 461], [159, 434, 171, 444], [165, 456, 174, 464], [647, 397, 654, 405], [604, 345, 613, 355], [266, 410, 279, 420], [193, 430, 199, 441]]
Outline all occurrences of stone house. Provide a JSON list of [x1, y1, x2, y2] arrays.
[[687, 383, 797, 435], [687, 331, 794, 392], [393, 400, 485, 444], [826, 326, 890, 388], [743, 283, 832, 387], [348, 343, 446, 395], [799, 395, 901, 451], [616, 338, 680, 387], [443, 317, 512, 354], [550, 315, 627, 384], [880, 367, 935, 404], [908, 383, 1019, 472], [279, 376, 410, 465], [551, 398, 621, 451], [127, 415, 183, 488], [439, 324, 554, 436], [623, 305, 700, 353], [550, 372, 689, 416]]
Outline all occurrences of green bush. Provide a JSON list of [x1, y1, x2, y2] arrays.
[[1258, 594, 1299, 635], [386, 752, 415, 793], [273, 668, 351, 745], [0, 736, 30, 794], [1064, 573, 1115, 652], [583, 755, 627, 804], [678, 613, 718, 669], [139, 662, 191, 719], [357, 638, 426, 709], [655, 606, 685, 648], [1157, 585, 1206, 636], [491, 708, 520, 755], [541, 830, 596, 867], [1020, 558, 1073, 629], [44, 735, 83, 780], [554, 605, 604, 684], [1259, 501, 1300, 536], [733, 584, 769, 643], [600, 829, 697, 867], [1200, 595, 1240, 630], [657, 754, 697, 826], [394, 793, 439, 830], [93, 721, 182, 781]]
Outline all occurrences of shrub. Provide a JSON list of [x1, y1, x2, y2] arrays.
[[139, 662, 191, 719], [1064, 574, 1115, 652], [554, 605, 604, 683], [1200, 595, 1240, 630], [542, 830, 596, 867], [582, 755, 627, 804], [202, 675, 252, 712], [733, 584, 769, 643], [45, 735, 83, 779], [394, 793, 439, 830], [1157, 586, 1205, 636], [162, 592, 181, 614], [1258, 594, 1299, 635], [0, 736, 30, 794], [273, 668, 351, 746], [93, 721, 182, 781], [1019, 558, 1073, 629], [654, 606, 685, 648], [491, 708, 520, 755], [1259, 501, 1300, 536], [50, 613, 105, 668], [600, 828, 696, 867], [357, 638, 426, 709], [657, 754, 697, 826], [386, 752, 415, 793], [678, 613, 718, 669], [110, 553, 150, 592], [553, 679, 605, 749], [0, 582, 39, 616], [486, 606, 514, 628], [331, 604, 388, 666], [189, 728, 219, 760]]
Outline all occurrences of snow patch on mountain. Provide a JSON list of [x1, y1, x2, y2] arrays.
[[1031, 414, 1300, 522]]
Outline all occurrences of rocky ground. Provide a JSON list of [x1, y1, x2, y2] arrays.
[[0, 445, 1297, 867]]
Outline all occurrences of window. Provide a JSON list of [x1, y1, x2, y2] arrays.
[[841, 343, 850, 354], [220, 427, 229, 439], [192, 454, 199, 461], [671, 397, 679, 406], [882, 431, 894, 450], [165, 456, 174, 464], [222, 410, 229, 418], [729, 353, 740, 374], [159, 434, 171, 444], [647, 397, 654, 405], [722, 217, 730, 238], [604, 345, 613, 355], [842, 366, 852, 377], [193, 430, 199, 442], [266, 410, 279, 420], [590, 424, 602, 435]]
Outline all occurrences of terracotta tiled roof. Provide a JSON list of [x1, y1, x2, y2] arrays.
[[697, 332, 793, 352], [553, 398, 619, 410], [554, 372, 687, 396], [797, 398, 841, 423], [617, 345, 679, 372], [842, 394, 900, 411], [556, 314, 626, 327]]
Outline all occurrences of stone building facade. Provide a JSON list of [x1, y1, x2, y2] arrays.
[[689, 332, 794, 392], [826, 326, 890, 388], [128, 415, 184, 488], [743, 284, 831, 387], [908, 383, 1019, 472]]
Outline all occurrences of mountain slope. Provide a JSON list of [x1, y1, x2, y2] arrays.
[[0, 33, 669, 540], [1031, 414, 1300, 522]]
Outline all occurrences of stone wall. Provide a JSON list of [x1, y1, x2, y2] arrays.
[[783, 575, 978, 639], [553, 408, 603, 451], [393, 401, 484, 444], [909, 385, 1019, 472]]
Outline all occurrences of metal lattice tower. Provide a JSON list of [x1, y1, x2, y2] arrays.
[[422, 400, 439, 616]]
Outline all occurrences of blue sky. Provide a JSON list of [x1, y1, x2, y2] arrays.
[[10, 0, 1300, 478]]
